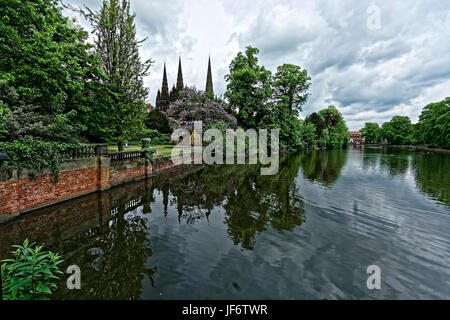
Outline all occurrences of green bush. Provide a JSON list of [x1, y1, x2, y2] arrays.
[[145, 109, 172, 134], [1, 239, 64, 300], [141, 138, 152, 149], [0, 136, 81, 180]]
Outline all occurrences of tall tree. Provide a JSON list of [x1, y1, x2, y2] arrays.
[[269, 64, 311, 152], [272, 64, 311, 114], [306, 106, 348, 149], [82, 0, 154, 150], [361, 122, 381, 144], [381, 116, 413, 145], [224, 46, 272, 129], [0, 0, 103, 143], [414, 97, 450, 149]]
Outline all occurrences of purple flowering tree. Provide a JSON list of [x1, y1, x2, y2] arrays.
[[168, 87, 237, 132]]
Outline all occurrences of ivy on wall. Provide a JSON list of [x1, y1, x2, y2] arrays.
[[0, 136, 82, 181]]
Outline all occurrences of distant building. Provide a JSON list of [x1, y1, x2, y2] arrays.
[[349, 131, 365, 145]]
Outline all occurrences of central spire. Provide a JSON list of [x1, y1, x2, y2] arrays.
[[205, 55, 213, 96], [176, 56, 184, 91]]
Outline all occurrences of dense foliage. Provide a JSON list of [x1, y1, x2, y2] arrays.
[[361, 122, 382, 144], [362, 97, 449, 149], [0, 0, 103, 143], [169, 87, 237, 132], [1, 239, 64, 300], [414, 97, 450, 149], [144, 109, 171, 134], [0, 136, 82, 179], [224, 46, 272, 129], [224, 47, 318, 152], [380, 116, 413, 145], [80, 0, 154, 150], [305, 106, 348, 149]]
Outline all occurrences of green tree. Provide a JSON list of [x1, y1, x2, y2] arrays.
[[414, 97, 450, 149], [381, 116, 413, 145], [224, 46, 272, 129], [144, 109, 171, 134], [82, 0, 154, 151], [268, 64, 311, 152], [306, 106, 348, 149], [272, 64, 311, 113], [361, 122, 381, 144], [0, 0, 104, 142]]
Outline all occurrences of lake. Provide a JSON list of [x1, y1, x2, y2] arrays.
[[1, 146, 449, 299]]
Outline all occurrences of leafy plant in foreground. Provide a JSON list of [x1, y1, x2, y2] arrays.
[[1, 239, 64, 300]]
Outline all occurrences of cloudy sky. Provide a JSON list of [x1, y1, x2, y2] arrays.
[[63, 0, 450, 130]]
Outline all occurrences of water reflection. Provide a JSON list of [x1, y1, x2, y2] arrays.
[[361, 146, 450, 206], [300, 150, 347, 186], [0, 147, 449, 299], [158, 155, 305, 249], [413, 152, 450, 206]]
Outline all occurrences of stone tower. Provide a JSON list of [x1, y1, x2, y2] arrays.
[[205, 56, 214, 96], [176, 56, 184, 91], [156, 62, 170, 112]]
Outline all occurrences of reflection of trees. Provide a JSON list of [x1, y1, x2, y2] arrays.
[[300, 150, 347, 186], [53, 202, 155, 300], [378, 149, 412, 176], [166, 154, 305, 250], [363, 147, 414, 176], [413, 153, 450, 207], [224, 155, 305, 250]]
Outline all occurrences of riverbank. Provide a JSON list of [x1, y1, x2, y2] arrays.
[[0, 154, 193, 223], [364, 144, 450, 154]]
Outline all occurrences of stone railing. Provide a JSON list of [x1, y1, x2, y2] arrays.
[[108, 151, 145, 163]]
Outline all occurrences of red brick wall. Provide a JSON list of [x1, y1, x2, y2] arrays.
[[109, 160, 151, 186], [0, 155, 196, 222], [0, 157, 156, 222]]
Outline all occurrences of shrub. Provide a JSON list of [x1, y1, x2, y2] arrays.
[[0, 136, 82, 180], [141, 138, 152, 149], [145, 109, 172, 134], [1, 239, 64, 300]]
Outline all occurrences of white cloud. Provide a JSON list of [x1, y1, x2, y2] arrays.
[[64, 0, 450, 130]]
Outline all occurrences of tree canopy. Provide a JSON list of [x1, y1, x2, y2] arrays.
[[81, 0, 154, 149], [306, 106, 348, 149], [414, 97, 450, 149], [224, 46, 272, 129], [381, 116, 413, 145], [361, 122, 381, 144], [169, 87, 237, 132], [0, 0, 104, 143]]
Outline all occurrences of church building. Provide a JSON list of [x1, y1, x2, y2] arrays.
[[155, 56, 214, 112]]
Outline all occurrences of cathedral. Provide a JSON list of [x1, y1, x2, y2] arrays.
[[155, 56, 214, 112]]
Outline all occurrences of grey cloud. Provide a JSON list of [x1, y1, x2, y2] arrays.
[[63, 0, 450, 130]]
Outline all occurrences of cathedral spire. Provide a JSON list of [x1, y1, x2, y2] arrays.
[[161, 62, 169, 99], [205, 55, 214, 96], [176, 56, 184, 91]]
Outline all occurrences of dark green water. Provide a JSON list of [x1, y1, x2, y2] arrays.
[[1, 146, 449, 299]]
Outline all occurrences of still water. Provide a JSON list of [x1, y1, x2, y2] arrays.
[[1, 146, 449, 299]]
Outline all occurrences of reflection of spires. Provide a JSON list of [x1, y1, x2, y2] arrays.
[[205, 55, 213, 95], [162, 185, 169, 217], [176, 56, 184, 91]]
